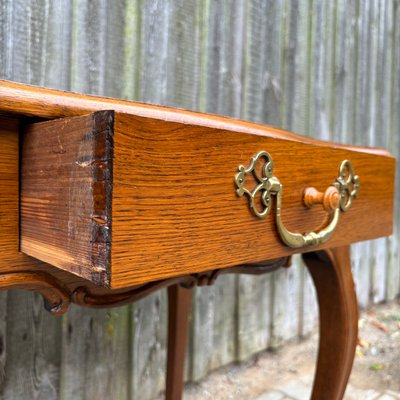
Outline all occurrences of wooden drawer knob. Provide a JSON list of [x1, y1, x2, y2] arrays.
[[303, 186, 340, 212]]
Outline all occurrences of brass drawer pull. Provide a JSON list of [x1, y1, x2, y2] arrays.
[[235, 152, 359, 248]]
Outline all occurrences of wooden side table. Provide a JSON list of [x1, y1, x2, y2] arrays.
[[0, 80, 395, 400]]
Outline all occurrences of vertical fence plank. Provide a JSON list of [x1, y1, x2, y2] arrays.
[[236, 0, 274, 360], [70, 0, 107, 95], [131, 295, 167, 400], [270, 0, 311, 347], [190, 0, 244, 379], [0, 0, 12, 392], [299, 0, 337, 338], [165, 0, 202, 110], [0, 2, 73, 398], [60, 2, 131, 400], [130, 2, 171, 397], [334, 0, 358, 145], [3, 0, 31, 82], [60, 308, 130, 400], [367, 0, 388, 305], [189, 285, 215, 382], [309, 0, 336, 141], [0, 2, 399, 399], [121, 0, 142, 101], [375, 0, 397, 302], [0, 0, 12, 78], [352, 0, 374, 308], [333, 0, 372, 308], [42, 0, 72, 90], [161, 0, 206, 383], [0, 293, 6, 385], [2, 293, 61, 400], [391, 0, 400, 297]]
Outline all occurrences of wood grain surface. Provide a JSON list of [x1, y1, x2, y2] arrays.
[[0, 116, 20, 267], [303, 247, 358, 399], [20, 111, 114, 286], [111, 113, 395, 288], [0, 81, 395, 289], [0, 3, 398, 399], [0, 115, 119, 295], [0, 79, 392, 157]]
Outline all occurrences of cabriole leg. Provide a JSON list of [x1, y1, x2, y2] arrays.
[[302, 246, 358, 400]]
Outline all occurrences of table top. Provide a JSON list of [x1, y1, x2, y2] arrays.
[[0, 80, 395, 293]]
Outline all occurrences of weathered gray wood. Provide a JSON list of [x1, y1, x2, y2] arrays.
[[352, 0, 375, 308], [129, 2, 172, 397], [60, 2, 131, 399], [236, 0, 276, 359], [375, 0, 397, 302], [0, 2, 71, 398], [332, 0, 371, 309], [131, 293, 167, 400], [165, 0, 203, 110], [0, 293, 6, 385], [270, 0, 311, 347], [40, 0, 72, 90], [270, 265, 302, 348], [1, 291, 61, 400], [70, 0, 107, 95], [60, 306, 130, 400], [237, 274, 272, 359], [299, 0, 336, 337], [188, 284, 215, 382], [390, 0, 400, 298], [190, 0, 244, 378], [0, 1, 399, 399], [333, 0, 358, 145], [367, 0, 387, 305], [0, 1, 11, 391], [121, 0, 142, 101], [309, 0, 335, 141]]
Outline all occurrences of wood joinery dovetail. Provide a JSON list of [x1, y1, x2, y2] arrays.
[[20, 111, 114, 287]]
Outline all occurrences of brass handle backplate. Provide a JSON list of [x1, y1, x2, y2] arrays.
[[235, 151, 359, 249]]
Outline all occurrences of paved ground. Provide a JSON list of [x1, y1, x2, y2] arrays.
[[254, 374, 400, 400], [183, 300, 400, 400]]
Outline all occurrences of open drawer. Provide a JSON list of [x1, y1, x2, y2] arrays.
[[1, 81, 395, 289]]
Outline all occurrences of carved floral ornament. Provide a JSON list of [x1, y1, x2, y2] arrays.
[[0, 258, 290, 315]]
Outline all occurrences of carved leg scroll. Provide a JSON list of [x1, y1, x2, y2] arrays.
[[302, 246, 358, 400], [166, 284, 192, 400]]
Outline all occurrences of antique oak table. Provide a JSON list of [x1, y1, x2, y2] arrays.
[[0, 80, 395, 400]]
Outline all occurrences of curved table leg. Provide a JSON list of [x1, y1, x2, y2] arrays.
[[302, 246, 358, 400], [166, 284, 192, 400]]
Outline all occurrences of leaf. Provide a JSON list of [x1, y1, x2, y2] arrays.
[[357, 338, 370, 348], [355, 349, 364, 358], [369, 363, 384, 371], [371, 319, 390, 333]]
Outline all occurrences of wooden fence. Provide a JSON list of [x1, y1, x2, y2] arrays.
[[0, 1, 399, 399]]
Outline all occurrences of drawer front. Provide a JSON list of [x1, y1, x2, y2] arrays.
[[19, 112, 395, 289], [110, 114, 395, 288]]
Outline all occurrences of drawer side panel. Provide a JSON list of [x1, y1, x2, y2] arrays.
[[20, 111, 114, 287]]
